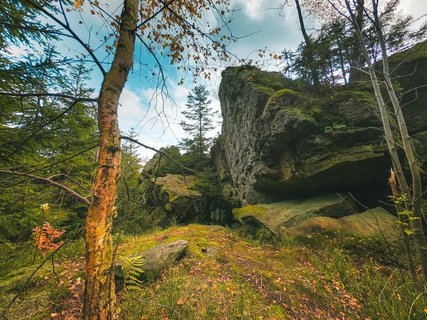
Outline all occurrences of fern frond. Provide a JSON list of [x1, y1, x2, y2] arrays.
[[121, 255, 145, 291]]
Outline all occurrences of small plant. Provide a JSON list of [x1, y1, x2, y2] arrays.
[[121, 255, 145, 291], [33, 222, 65, 257], [324, 122, 347, 136]]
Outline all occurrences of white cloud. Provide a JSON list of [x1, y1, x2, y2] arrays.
[[399, 0, 427, 18], [235, 0, 268, 21], [232, 0, 285, 21]]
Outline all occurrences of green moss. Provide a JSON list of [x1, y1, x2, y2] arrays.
[[330, 90, 374, 105], [231, 66, 293, 96], [265, 88, 300, 106], [250, 70, 290, 91], [271, 88, 298, 98], [155, 174, 201, 198], [251, 84, 275, 96], [233, 205, 267, 219], [279, 107, 317, 124], [389, 40, 427, 63]]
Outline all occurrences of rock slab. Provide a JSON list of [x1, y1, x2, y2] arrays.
[[286, 207, 398, 239], [233, 193, 355, 234]]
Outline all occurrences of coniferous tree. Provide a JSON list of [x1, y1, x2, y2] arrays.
[[180, 85, 218, 160], [0, 48, 97, 242]]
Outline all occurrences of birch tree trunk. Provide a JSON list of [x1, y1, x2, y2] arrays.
[[83, 1, 138, 319], [371, 0, 427, 281], [343, 0, 421, 281], [294, 0, 320, 88]]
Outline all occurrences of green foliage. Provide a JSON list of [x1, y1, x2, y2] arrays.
[[0, 0, 58, 48], [311, 246, 425, 320], [121, 255, 145, 291], [158, 146, 186, 175], [282, 2, 426, 88], [292, 232, 406, 268], [180, 85, 218, 159], [0, 48, 97, 243], [324, 122, 347, 135]]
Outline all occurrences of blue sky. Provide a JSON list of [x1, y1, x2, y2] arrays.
[[116, 0, 426, 160], [118, 0, 306, 159], [8, 0, 427, 159]]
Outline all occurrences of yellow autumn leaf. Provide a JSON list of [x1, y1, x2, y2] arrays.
[[40, 203, 49, 212], [74, 0, 83, 9]]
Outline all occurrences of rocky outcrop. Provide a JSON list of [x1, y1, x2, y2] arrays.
[[213, 44, 427, 204], [214, 66, 389, 204], [233, 194, 398, 239], [146, 174, 202, 222]]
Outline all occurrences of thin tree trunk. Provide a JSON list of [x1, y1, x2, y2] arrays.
[[294, 0, 320, 88], [335, 36, 347, 85], [349, 0, 364, 82], [343, 0, 419, 280], [372, 0, 427, 281], [199, 106, 203, 158], [390, 170, 417, 282], [83, 1, 138, 319]]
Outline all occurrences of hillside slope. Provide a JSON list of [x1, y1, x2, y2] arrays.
[[1, 225, 425, 320]]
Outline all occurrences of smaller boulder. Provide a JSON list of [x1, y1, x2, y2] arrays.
[[149, 174, 202, 221], [116, 240, 188, 279], [339, 207, 398, 238]]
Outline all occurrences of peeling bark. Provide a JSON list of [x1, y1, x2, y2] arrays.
[[83, 1, 138, 319]]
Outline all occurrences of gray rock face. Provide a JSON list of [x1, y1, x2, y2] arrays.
[[116, 240, 188, 276], [214, 61, 427, 204], [214, 66, 389, 204]]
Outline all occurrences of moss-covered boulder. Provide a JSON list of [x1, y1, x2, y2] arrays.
[[214, 66, 390, 204], [148, 174, 202, 222], [233, 193, 355, 234]]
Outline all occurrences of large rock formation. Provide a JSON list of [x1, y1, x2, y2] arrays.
[[214, 66, 389, 204], [213, 43, 427, 205]]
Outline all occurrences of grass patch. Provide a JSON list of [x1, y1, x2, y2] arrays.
[[1, 225, 426, 319]]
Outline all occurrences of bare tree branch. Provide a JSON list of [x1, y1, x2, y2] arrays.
[[121, 136, 201, 174], [0, 92, 97, 101], [0, 170, 90, 205], [23, 0, 107, 75], [48, 173, 91, 194]]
